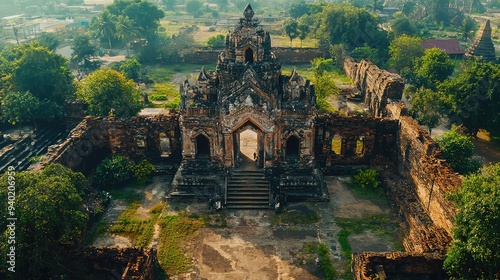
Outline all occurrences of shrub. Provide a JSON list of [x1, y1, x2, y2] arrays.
[[353, 169, 379, 189], [149, 94, 168, 101], [94, 156, 134, 189], [131, 159, 156, 186]]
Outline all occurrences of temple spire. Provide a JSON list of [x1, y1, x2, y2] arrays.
[[465, 19, 497, 62], [243, 3, 254, 19]]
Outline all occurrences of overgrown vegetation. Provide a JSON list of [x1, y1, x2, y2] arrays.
[[157, 212, 205, 275], [94, 156, 156, 189], [295, 242, 337, 280], [352, 168, 380, 189]]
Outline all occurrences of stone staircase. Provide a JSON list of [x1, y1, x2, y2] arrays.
[[226, 170, 270, 209]]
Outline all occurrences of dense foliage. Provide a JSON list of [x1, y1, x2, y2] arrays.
[[444, 163, 500, 279], [0, 42, 75, 123], [353, 168, 379, 189], [0, 164, 88, 279], [409, 87, 444, 135], [439, 62, 500, 136], [94, 156, 156, 189], [435, 127, 481, 175], [77, 68, 142, 118]]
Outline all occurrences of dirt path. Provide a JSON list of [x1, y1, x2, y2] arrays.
[[472, 137, 500, 165]]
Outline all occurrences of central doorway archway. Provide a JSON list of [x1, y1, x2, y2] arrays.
[[238, 129, 258, 169]]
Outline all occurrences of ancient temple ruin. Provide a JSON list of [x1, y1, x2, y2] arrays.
[[465, 19, 497, 62], [170, 4, 328, 209]]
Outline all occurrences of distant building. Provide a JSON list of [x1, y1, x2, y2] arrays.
[[422, 39, 465, 59], [465, 19, 497, 63]]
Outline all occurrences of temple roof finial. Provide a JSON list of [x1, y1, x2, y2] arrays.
[[243, 3, 254, 19]]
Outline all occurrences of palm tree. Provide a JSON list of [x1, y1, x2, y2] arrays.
[[91, 11, 116, 50], [115, 15, 142, 57]]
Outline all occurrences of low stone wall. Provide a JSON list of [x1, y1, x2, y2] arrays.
[[343, 57, 404, 117], [184, 47, 326, 65], [352, 252, 445, 280], [33, 113, 181, 173], [67, 247, 157, 280]]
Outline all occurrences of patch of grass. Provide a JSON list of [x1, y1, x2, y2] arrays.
[[317, 243, 337, 280], [157, 212, 205, 275], [345, 178, 386, 201], [109, 202, 163, 247], [84, 216, 108, 245], [271, 208, 321, 226], [189, 212, 227, 228], [337, 228, 352, 261], [107, 185, 144, 204]]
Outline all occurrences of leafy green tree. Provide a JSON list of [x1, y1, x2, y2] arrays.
[[390, 12, 418, 37], [283, 19, 299, 47], [37, 32, 59, 51], [116, 15, 142, 57], [297, 23, 310, 46], [161, 0, 177, 11], [1, 91, 40, 126], [310, 57, 338, 112], [94, 155, 134, 189], [0, 164, 88, 279], [409, 87, 444, 134], [186, 0, 203, 15], [444, 163, 500, 279], [119, 57, 142, 81], [71, 33, 98, 70], [288, 0, 309, 18], [400, 0, 416, 16], [207, 34, 225, 48], [317, 4, 388, 51], [90, 10, 117, 49], [462, 16, 477, 41], [430, 0, 449, 26], [388, 34, 424, 74], [435, 126, 481, 174], [0, 42, 75, 120], [349, 45, 381, 66], [439, 62, 500, 136], [414, 48, 454, 89], [77, 68, 142, 118]]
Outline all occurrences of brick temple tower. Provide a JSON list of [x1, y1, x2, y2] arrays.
[[173, 4, 328, 209], [465, 19, 497, 62]]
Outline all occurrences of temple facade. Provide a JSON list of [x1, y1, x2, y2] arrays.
[[179, 4, 316, 169]]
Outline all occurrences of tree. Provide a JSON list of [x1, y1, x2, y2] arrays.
[[119, 57, 142, 81], [439, 62, 500, 136], [409, 87, 444, 134], [207, 34, 225, 48], [1, 91, 41, 127], [444, 163, 500, 279], [388, 35, 424, 74], [90, 10, 116, 50], [0, 42, 75, 121], [430, 0, 449, 26], [283, 19, 299, 47], [116, 15, 142, 57], [37, 32, 59, 51], [390, 12, 418, 37], [435, 126, 481, 174], [310, 58, 338, 109], [161, 0, 176, 11], [317, 4, 389, 51], [462, 16, 477, 41], [414, 48, 454, 89], [349, 45, 381, 65], [71, 33, 98, 71], [0, 164, 88, 278], [288, 0, 309, 19], [77, 68, 142, 118], [186, 0, 203, 15], [297, 23, 310, 47]]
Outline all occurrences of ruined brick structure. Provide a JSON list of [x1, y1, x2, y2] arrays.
[[465, 19, 497, 62], [343, 57, 404, 117]]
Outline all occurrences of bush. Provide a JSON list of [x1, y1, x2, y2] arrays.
[[131, 159, 156, 186], [149, 94, 168, 101], [353, 169, 379, 189], [94, 156, 134, 189]]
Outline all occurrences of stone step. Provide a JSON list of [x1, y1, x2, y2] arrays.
[[226, 195, 269, 200], [227, 190, 268, 194]]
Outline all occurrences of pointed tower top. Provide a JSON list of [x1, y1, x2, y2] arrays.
[[198, 67, 209, 81], [243, 3, 254, 19], [480, 19, 492, 38]]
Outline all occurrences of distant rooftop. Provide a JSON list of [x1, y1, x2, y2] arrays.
[[422, 39, 465, 55]]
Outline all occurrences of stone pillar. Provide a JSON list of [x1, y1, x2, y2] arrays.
[[223, 133, 233, 166]]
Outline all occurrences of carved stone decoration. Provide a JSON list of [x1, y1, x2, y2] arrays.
[[178, 4, 316, 168]]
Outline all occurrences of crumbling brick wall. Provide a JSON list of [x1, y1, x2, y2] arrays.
[[343, 57, 404, 117], [67, 247, 157, 280], [315, 114, 399, 168], [33, 114, 181, 173], [352, 252, 445, 280], [387, 103, 460, 235]]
